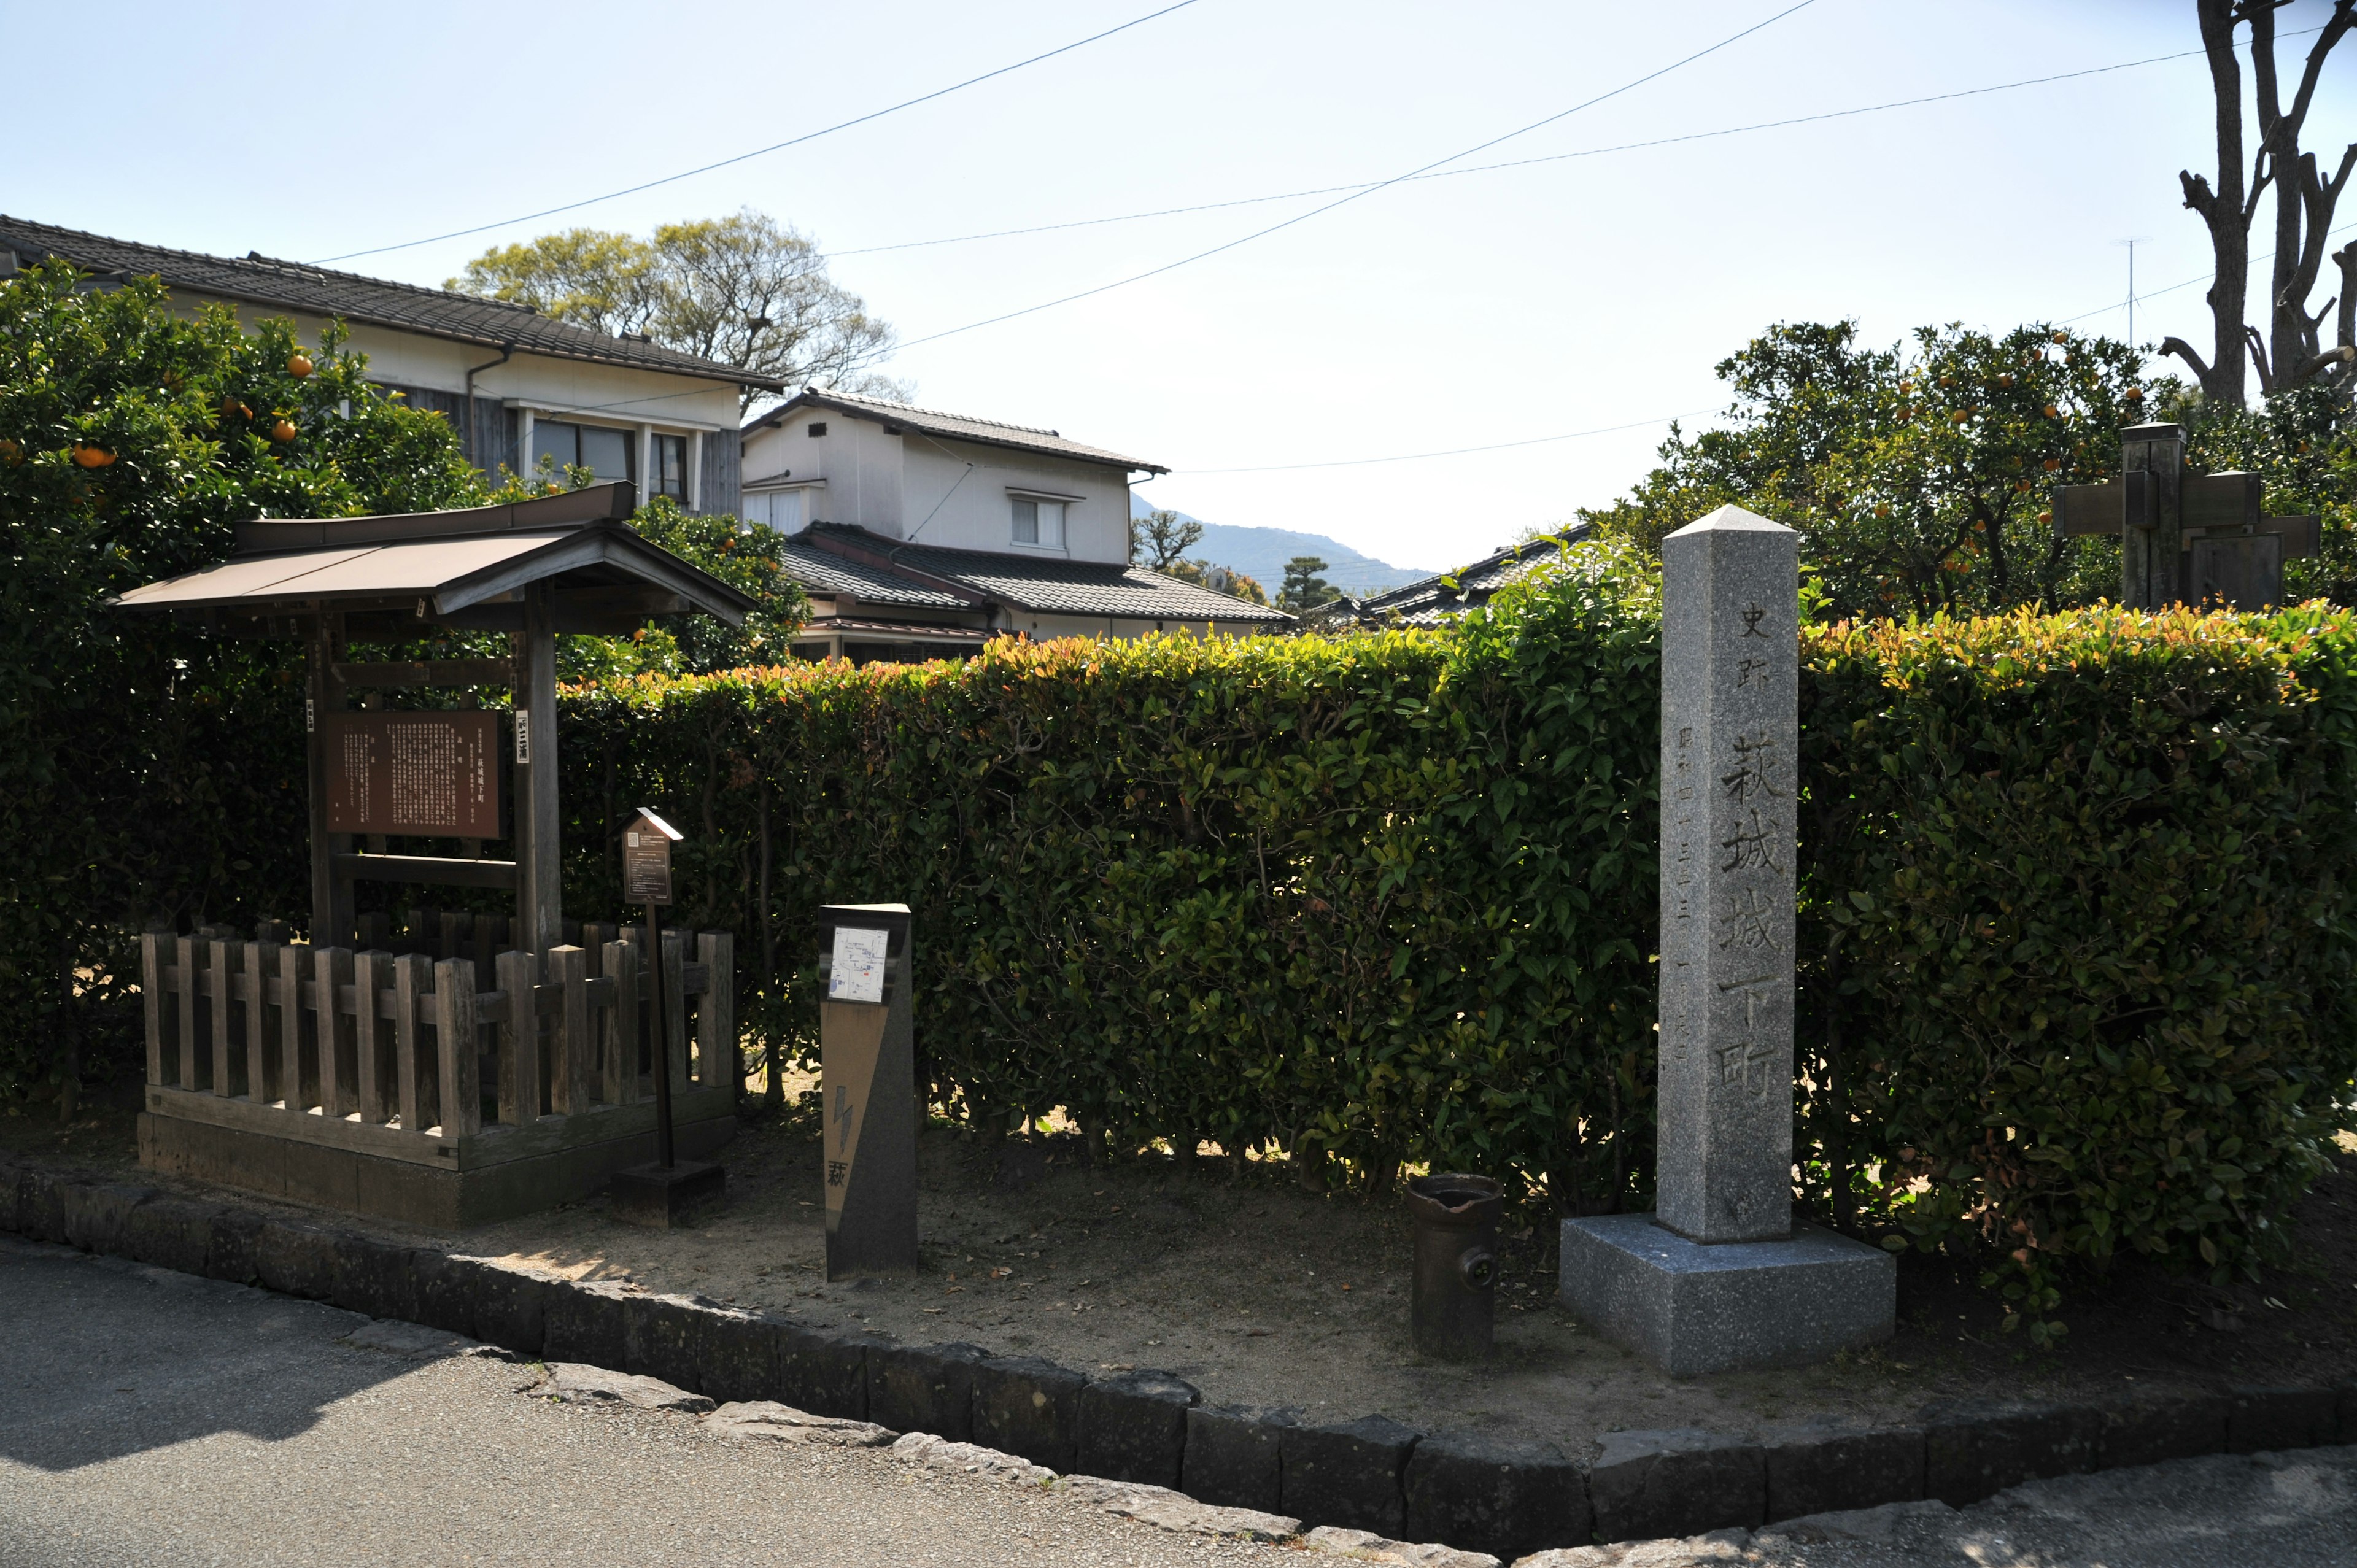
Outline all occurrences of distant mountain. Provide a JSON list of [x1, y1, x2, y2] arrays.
[[1129, 496, 1434, 596]]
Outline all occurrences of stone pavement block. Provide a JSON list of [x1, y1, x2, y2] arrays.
[[2339, 1382, 2357, 1445], [2227, 1386, 2340, 1454], [1922, 1403, 2099, 1505], [545, 1361, 712, 1412], [1183, 1404, 1297, 1514], [705, 1400, 896, 1446], [1404, 1431, 1585, 1562], [0, 1157, 22, 1235], [693, 1307, 782, 1405], [777, 1323, 877, 1420], [1755, 1499, 1956, 1545], [1305, 1523, 1500, 1566], [1078, 1369, 1199, 1488], [330, 1230, 416, 1321], [62, 1181, 151, 1256], [870, 1341, 987, 1442], [2098, 1392, 2229, 1469], [622, 1292, 706, 1392], [203, 1205, 263, 1284], [252, 1217, 339, 1300], [1762, 1423, 1922, 1520], [1513, 1526, 1754, 1566], [892, 1430, 1057, 1485], [408, 1248, 477, 1339], [972, 1354, 1087, 1471], [15, 1163, 67, 1243], [465, 1262, 550, 1358], [123, 1195, 219, 1276], [1064, 1476, 1302, 1541], [543, 1278, 630, 1369], [1282, 1413, 1422, 1537], [1589, 1429, 1765, 1543]]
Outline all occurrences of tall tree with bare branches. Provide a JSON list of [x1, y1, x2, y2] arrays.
[[2164, 0, 2357, 406]]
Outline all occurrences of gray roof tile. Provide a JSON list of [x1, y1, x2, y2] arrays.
[[1324, 526, 1594, 628], [776, 537, 975, 610], [788, 527, 1285, 624], [748, 388, 1164, 473], [0, 215, 780, 390]]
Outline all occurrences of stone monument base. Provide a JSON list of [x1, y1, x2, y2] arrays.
[[1558, 1214, 1895, 1377]]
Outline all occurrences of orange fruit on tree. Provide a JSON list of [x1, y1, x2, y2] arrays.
[[2043, 404, 2059, 419], [270, 419, 297, 442], [287, 352, 314, 378], [2043, 457, 2061, 471], [0, 438, 19, 465], [72, 444, 115, 468]]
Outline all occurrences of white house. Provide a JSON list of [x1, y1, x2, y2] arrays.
[[0, 215, 778, 516], [740, 388, 1285, 660]]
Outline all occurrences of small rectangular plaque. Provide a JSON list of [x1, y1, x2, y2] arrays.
[[828, 927, 889, 1004], [622, 828, 673, 905], [323, 711, 503, 837]]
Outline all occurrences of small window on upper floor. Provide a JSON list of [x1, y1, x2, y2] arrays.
[[650, 434, 688, 501], [807, 422, 828, 438], [1012, 498, 1066, 549], [533, 420, 634, 487]]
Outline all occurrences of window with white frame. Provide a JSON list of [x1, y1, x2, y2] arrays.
[[650, 434, 689, 501], [1011, 496, 1066, 549], [745, 489, 807, 533], [532, 420, 634, 486]]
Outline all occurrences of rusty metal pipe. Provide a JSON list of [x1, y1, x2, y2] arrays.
[[1407, 1172, 1502, 1360]]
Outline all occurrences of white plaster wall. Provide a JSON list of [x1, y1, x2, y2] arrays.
[[898, 434, 1131, 561], [1001, 611, 1271, 643]]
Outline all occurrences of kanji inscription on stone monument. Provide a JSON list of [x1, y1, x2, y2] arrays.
[[2052, 422, 2319, 609], [1656, 506, 1798, 1246]]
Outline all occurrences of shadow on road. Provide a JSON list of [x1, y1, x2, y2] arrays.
[[0, 1239, 425, 1472]]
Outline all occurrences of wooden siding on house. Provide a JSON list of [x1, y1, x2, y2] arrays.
[[700, 425, 741, 519], [376, 382, 516, 482]]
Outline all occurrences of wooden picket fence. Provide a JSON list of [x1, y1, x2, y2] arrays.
[[139, 920, 735, 1148]]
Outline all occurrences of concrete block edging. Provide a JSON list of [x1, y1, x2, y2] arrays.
[[6, 1156, 2353, 1559]]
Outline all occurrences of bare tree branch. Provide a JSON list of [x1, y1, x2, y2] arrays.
[[2161, 336, 2216, 381]]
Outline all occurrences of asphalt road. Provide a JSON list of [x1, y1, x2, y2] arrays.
[[2, 1237, 2356, 1568]]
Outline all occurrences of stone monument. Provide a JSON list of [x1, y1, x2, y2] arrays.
[[1557, 504, 1895, 1376], [818, 902, 920, 1278]]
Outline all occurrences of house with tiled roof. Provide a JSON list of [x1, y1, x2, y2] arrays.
[[1307, 525, 1595, 629], [742, 389, 1285, 660], [0, 215, 780, 516]]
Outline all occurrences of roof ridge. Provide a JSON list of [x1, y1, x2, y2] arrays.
[[811, 387, 1060, 439]]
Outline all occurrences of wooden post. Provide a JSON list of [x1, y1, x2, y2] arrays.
[[2121, 423, 2186, 610], [354, 949, 389, 1124], [438, 910, 463, 964], [549, 944, 591, 1115], [140, 931, 170, 1089], [306, 611, 353, 948], [392, 952, 428, 1133], [497, 947, 541, 1124], [516, 584, 562, 957], [315, 946, 355, 1118], [209, 938, 236, 1097], [603, 937, 639, 1104], [279, 944, 309, 1111], [435, 956, 482, 1137], [695, 931, 735, 1094], [245, 939, 275, 1102], [176, 934, 200, 1092], [661, 925, 689, 1099]]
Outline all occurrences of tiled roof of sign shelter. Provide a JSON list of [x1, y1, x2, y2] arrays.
[[797, 525, 1288, 624], [0, 215, 783, 390], [1319, 525, 1596, 628], [748, 388, 1167, 473]]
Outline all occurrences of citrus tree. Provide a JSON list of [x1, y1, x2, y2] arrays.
[[0, 260, 482, 1114]]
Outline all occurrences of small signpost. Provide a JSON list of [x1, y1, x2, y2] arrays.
[[818, 902, 919, 1278], [608, 807, 726, 1226], [2053, 422, 2320, 609]]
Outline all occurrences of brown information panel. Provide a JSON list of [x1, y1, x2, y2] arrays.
[[623, 834, 673, 904], [324, 711, 505, 838]]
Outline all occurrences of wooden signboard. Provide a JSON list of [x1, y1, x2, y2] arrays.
[[323, 711, 503, 838], [624, 808, 680, 905]]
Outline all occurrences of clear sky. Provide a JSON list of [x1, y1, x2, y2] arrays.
[[7, 0, 2350, 572]]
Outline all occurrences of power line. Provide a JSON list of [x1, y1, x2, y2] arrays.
[[828, 42, 2226, 263], [308, 0, 1204, 266], [864, 0, 1819, 361]]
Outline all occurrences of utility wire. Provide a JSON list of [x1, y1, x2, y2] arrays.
[[829, 42, 2228, 263], [309, 0, 1204, 265], [863, 0, 1819, 361], [1172, 411, 1716, 474]]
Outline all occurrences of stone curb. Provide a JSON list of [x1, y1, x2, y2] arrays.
[[9, 1155, 2356, 1559]]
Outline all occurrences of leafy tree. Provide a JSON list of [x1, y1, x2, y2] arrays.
[[1129, 506, 1203, 570], [1583, 321, 2149, 619], [452, 209, 906, 409], [1160, 557, 1269, 606], [0, 260, 484, 1112], [1278, 555, 1340, 612]]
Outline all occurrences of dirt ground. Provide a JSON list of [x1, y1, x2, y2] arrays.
[[14, 1084, 2357, 1461]]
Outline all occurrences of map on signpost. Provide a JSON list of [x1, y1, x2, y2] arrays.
[[828, 926, 890, 1004], [324, 711, 503, 837]]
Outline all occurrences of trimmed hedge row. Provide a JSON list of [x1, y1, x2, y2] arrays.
[[560, 565, 2357, 1328]]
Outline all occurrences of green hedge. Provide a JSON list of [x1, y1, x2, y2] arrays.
[[557, 546, 1666, 1208]]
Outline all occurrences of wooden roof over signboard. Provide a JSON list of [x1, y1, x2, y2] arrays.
[[110, 482, 757, 636]]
